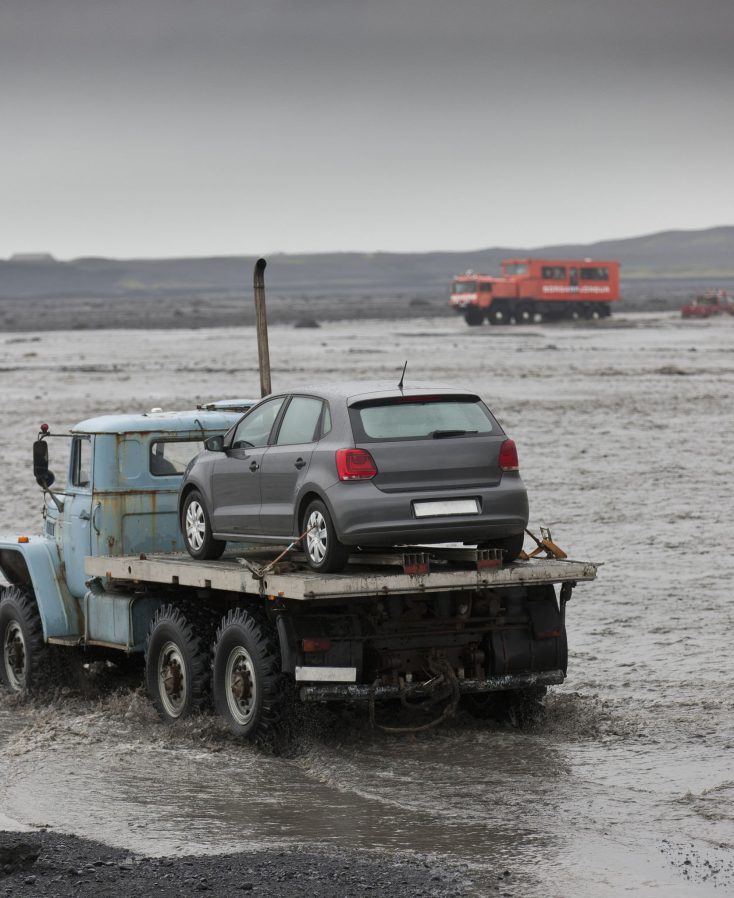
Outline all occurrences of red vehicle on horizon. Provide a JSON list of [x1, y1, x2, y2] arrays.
[[680, 291, 733, 319], [450, 258, 621, 326]]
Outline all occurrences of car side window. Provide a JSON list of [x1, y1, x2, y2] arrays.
[[231, 397, 285, 449], [276, 396, 324, 446]]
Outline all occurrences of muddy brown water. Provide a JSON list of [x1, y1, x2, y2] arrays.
[[1, 313, 733, 896]]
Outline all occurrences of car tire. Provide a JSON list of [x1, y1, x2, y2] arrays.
[[480, 532, 525, 564], [515, 302, 535, 324], [302, 499, 351, 573], [182, 490, 226, 560], [145, 604, 213, 722], [212, 608, 291, 745]]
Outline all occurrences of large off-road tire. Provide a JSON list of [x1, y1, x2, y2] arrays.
[[480, 532, 525, 564], [212, 608, 292, 746], [464, 307, 484, 327], [0, 586, 51, 692], [487, 302, 511, 326], [515, 301, 535, 324], [302, 499, 351, 573], [145, 603, 215, 721], [182, 490, 226, 561]]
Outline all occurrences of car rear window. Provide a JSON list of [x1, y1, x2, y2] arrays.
[[350, 397, 495, 441]]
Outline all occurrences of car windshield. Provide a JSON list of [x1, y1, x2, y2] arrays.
[[351, 397, 494, 441]]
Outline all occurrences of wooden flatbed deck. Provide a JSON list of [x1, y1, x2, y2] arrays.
[[86, 550, 598, 601]]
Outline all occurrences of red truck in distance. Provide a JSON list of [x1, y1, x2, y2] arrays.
[[450, 258, 621, 326], [680, 292, 733, 319]]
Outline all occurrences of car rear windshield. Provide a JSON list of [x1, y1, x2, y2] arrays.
[[350, 396, 496, 442]]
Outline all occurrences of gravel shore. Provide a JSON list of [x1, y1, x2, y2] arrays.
[[0, 832, 478, 898]]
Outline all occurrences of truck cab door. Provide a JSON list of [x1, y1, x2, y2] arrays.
[[62, 436, 94, 599]]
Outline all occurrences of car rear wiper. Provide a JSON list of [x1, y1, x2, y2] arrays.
[[431, 429, 478, 438]]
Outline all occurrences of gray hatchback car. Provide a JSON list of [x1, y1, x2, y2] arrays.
[[179, 382, 529, 572]]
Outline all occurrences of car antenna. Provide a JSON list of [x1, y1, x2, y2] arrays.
[[397, 360, 408, 392]]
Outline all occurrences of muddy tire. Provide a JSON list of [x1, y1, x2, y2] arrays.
[[182, 490, 226, 561], [464, 307, 484, 327], [515, 301, 535, 324], [480, 532, 525, 563], [145, 604, 214, 722], [212, 608, 291, 746], [487, 302, 511, 326], [302, 499, 351, 573], [0, 586, 52, 692]]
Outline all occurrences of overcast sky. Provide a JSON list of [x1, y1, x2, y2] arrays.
[[1, 0, 732, 258]]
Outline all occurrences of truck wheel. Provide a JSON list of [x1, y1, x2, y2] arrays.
[[212, 608, 290, 744], [515, 302, 535, 324], [0, 586, 47, 692], [487, 302, 510, 326], [302, 499, 351, 573], [480, 532, 524, 563], [464, 307, 483, 326], [145, 604, 211, 721], [182, 490, 226, 560]]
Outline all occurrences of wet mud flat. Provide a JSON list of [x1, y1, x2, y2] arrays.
[[1, 313, 733, 897], [0, 831, 472, 898]]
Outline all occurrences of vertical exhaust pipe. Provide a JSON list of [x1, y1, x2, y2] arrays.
[[253, 257, 272, 397]]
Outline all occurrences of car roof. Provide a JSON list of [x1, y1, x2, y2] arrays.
[[274, 381, 480, 404]]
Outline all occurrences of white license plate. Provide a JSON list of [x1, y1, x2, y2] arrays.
[[413, 499, 479, 518]]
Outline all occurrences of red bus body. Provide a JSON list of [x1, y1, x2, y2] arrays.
[[450, 258, 621, 325]]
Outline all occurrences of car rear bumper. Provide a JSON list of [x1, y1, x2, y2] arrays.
[[324, 475, 529, 546]]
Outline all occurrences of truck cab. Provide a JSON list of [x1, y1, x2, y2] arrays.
[[0, 405, 253, 646]]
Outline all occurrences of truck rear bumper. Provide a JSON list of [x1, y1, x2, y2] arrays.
[[299, 669, 564, 703]]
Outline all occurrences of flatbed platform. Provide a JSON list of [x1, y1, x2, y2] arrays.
[[86, 550, 598, 602]]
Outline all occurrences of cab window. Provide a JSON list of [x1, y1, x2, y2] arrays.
[[71, 437, 91, 489], [150, 440, 205, 476]]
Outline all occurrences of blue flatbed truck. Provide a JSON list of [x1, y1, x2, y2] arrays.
[[0, 407, 596, 743]]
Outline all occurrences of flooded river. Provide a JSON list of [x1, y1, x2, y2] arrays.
[[1, 313, 733, 896]]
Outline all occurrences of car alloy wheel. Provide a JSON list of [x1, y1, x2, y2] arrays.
[[306, 508, 328, 565], [185, 500, 206, 552]]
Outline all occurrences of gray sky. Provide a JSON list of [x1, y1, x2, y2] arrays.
[[1, 0, 732, 258]]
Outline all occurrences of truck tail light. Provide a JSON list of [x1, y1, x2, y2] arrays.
[[336, 448, 377, 481], [499, 439, 519, 472], [302, 638, 331, 653]]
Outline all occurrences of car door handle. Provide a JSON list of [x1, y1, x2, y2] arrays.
[[249, 461, 259, 472], [294, 458, 306, 469]]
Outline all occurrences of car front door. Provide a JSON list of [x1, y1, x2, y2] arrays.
[[210, 396, 286, 535], [259, 396, 325, 536]]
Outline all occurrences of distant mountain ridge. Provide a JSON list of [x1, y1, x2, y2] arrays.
[[2, 226, 733, 300]]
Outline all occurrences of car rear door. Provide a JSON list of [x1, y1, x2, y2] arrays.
[[259, 395, 325, 535]]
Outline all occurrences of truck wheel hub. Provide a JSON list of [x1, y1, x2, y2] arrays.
[[226, 647, 257, 725], [3, 622, 27, 689], [158, 641, 187, 717]]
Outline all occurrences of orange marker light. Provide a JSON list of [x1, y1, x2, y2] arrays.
[[17, 536, 30, 544]]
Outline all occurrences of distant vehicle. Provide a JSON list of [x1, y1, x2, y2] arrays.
[[179, 383, 529, 572], [450, 258, 621, 326], [681, 292, 733, 319]]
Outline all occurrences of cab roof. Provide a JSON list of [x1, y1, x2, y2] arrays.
[[71, 407, 247, 435]]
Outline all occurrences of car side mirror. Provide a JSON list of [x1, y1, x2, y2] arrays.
[[33, 439, 56, 489], [205, 434, 225, 452]]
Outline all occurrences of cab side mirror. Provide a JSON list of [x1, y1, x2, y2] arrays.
[[33, 439, 56, 489], [205, 435, 225, 452]]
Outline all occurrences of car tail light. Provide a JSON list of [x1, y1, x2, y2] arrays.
[[302, 638, 331, 653], [336, 448, 377, 480], [499, 439, 519, 471]]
